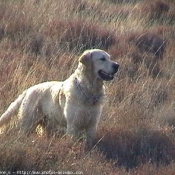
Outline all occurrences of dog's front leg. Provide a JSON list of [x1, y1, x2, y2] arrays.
[[66, 122, 79, 138], [64, 105, 80, 139], [86, 126, 96, 148], [85, 109, 101, 149]]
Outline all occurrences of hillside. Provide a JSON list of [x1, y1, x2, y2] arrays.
[[0, 0, 175, 174]]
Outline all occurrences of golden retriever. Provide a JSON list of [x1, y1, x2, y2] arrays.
[[0, 49, 119, 146]]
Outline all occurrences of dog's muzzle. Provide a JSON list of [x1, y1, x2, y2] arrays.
[[98, 63, 119, 81]]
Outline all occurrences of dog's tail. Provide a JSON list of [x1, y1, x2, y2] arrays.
[[0, 90, 26, 127]]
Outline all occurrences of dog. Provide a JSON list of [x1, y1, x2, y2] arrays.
[[0, 49, 119, 146]]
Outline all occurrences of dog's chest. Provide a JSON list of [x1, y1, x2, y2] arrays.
[[82, 94, 102, 106]]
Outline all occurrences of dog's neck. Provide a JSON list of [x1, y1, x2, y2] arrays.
[[74, 77, 103, 105], [73, 64, 105, 105]]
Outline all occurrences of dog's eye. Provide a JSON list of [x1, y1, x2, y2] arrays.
[[100, 57, 106, 61]]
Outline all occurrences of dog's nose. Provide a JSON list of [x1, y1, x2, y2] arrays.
[[112, 63, 119, 72]]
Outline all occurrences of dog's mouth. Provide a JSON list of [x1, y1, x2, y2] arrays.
[[98, 70, 115, 81]]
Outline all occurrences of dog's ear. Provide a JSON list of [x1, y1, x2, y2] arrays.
[[79, 50, 92, 66]]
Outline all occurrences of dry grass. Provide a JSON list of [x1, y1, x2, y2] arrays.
[[0, 0, 175, 174]]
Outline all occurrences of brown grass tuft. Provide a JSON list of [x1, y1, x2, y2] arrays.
[[129, 32, 166, 58], [44, 19, 116, 53]]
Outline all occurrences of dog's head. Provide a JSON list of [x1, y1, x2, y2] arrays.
[[79, 49, 119, 81]]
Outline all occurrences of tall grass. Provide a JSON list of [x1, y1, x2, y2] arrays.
[[0, 0, 175, 174]]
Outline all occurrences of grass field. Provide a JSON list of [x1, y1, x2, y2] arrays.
[[0, 0, 175, 174]]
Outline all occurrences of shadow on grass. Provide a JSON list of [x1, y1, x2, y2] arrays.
[[95, 126, 175, 170]]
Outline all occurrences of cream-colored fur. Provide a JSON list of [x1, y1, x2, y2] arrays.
[[0, 49, 119, 146]]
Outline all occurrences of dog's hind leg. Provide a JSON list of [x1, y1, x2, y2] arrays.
[[18, 90, 43, 135], [19, 107, 41, 135]]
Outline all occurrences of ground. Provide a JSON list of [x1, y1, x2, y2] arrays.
[[0, 0, 175, 174]]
